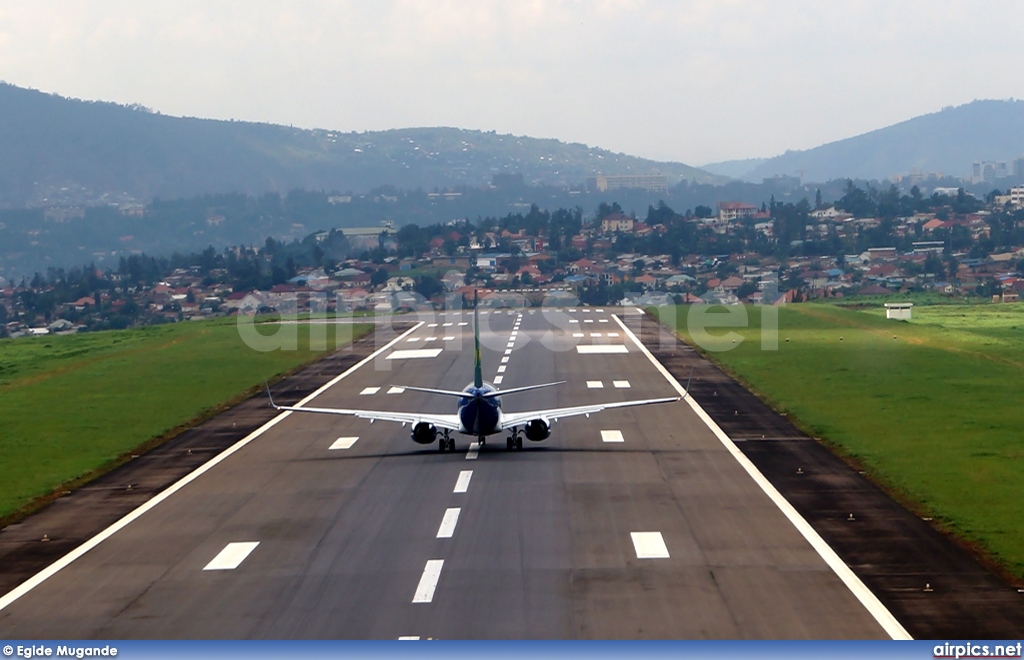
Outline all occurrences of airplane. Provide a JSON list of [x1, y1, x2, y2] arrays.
[[267, 292, 680, 452]]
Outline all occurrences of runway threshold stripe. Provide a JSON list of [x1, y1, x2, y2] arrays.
[[203, 542, 260, 570], [436, 508, 461, 538], [0, 321, 425, 615], [412, 560, 444, 603], [611, 314, 912, 640], [454, 470, 473, 493]]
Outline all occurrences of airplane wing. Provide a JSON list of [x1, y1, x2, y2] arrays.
[[500, 396, 679, 429], [273, 402, 462, 430], [266, 384, 462, 431]]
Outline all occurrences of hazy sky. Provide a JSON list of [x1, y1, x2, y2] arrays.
[[2, 1, 1023, 166]]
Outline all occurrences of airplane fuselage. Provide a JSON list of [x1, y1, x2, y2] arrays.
[[457, 383, 502, 436]]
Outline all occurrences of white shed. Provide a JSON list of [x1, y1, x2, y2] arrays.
[[885, 302, 913, 320]]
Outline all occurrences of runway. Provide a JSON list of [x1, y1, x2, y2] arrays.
[[0, 306, 903, 639]]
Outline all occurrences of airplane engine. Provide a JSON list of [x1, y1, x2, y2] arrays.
[[524, 419, 550, 441], [411, 422, 438, 445]]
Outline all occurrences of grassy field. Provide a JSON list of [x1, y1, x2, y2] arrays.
[[0, 318, 372, 521], [659, 302, 1024, 578]]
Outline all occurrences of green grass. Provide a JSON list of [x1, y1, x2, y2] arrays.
[[0, 318, 372, 520], [657, 303, 1024, 578]]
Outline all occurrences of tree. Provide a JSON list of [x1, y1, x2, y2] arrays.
[[370, 267, 389, 287]]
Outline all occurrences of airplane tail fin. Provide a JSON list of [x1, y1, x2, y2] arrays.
[[473, 289, 483, 388]]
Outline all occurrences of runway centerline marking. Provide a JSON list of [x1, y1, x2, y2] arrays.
[[436, 508, 461, 539], [590, 333, 602, 338], [329, 437, 359, 450], [497, 366, 506, 373], [631, 532, 669, 559], [412, 559, 444, 603], [454, 470, 473, 493], [573, 333, 584, 338], [443, 336, 455, 341], [427, 324, 438, 328], [494, 376, 504, 384], [203, 542, 260, 570], [613, 380, 631, 388], [612, 313, 912, 640], [501, 356, 509, 363], [407, 337, 421, 343], [359, 387, 380, 396], [466, 442, 480, 460], [587, 381, 604, 389], [601, 430, 624, 443], [443, 323, 454, 327]]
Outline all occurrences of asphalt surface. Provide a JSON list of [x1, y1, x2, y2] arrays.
[[631, 311, 1024, 639], [0, 307, 902, 639]]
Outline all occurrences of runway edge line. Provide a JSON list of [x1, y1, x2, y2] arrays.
[[0, 321, 425, 614], [612, 313, 912, 641]]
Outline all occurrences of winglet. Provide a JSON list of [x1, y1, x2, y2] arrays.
[[473, 289, 483, 388], [264, 381, 280, 409]]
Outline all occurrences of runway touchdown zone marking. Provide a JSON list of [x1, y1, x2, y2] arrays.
[[387, 348, 444, 360], [577, 345, 628, 354], [631, 532, 670, 559], [601, 430, 625, 443], [203, 542, 260, 570], [412, 559, 445, 603], [329, 437, 359, 450], [359, 387, 380, 396]]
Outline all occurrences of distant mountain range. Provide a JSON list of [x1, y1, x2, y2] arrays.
[[0, 83, 721, 208], [705, 100, 1024, 184]]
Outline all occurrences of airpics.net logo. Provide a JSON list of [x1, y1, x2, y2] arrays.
[[233, 289, 780, 360], [934, 642, 1024, 659]]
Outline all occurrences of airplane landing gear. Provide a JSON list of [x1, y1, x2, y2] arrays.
[[506, 428, 523, 450], [439, 430, 455, 453]]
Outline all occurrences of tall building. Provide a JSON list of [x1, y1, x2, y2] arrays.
[[586, 173, 668, 193]]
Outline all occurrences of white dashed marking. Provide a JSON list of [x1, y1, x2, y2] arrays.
[[443, 336, 455, 341], [596, 309, 605, 312], [494, 376, 504, 384], [443, 323, 454, 327], [466, 442, 480, 460], [387, 349, 443, 359], [587, 381, 604, 389], [590, 333, 602, 338], [398, 637, 420, 640], [599, 319, 609, 323], [459, 322, 469, 326], [427, 324, 438, 328], [497, 366, 506, 373], [329, 437, 359, 450], [454, 470, 473, 493], [577, 345, 628, 354], [387, 386, 405, 395], [613, 380, 631, 388], [501, 356, 509, 363], [412, 559, 444, 603], [425, 337, 438, 342], [436, 508, 461, 538], [569, 319, 579, 324], [504, 349, 512, 356], [631, 532, 670, 559], [608, 332, 620, 338], [407, 337, 421, 343], [601, 430, 625, 443], [203, 542, 260, 571], [584, 319, 594, 324], [573, 333, 584, 338], [359, 387, 380, 396]]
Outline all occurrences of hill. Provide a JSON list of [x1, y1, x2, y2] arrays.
[[719, 100, 1024, 183], [0, 83, 719, 208]]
